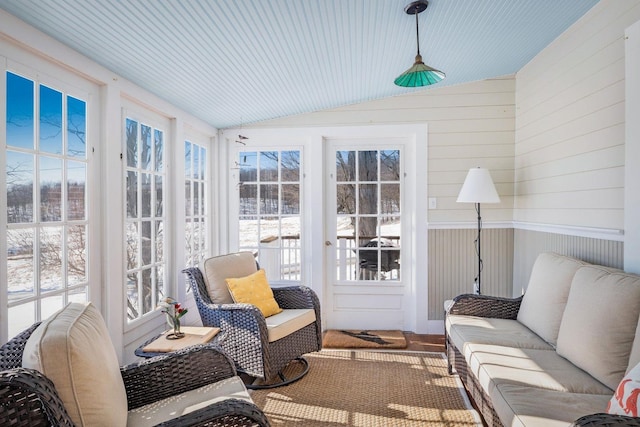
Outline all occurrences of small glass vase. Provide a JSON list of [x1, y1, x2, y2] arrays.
[[166, 316, 185, 340]]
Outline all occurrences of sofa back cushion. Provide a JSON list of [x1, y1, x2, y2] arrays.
[[200, 251, 257, 304], [22, 302, 128, 426], [557, 266, 640, 390], [626, 317, 640, 374], [517, 252, 587, 347]]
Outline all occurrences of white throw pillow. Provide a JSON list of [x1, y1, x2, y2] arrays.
[[517, 252, 587, 347], [557, 266, 640, 390], [22, 302, 128, 426]]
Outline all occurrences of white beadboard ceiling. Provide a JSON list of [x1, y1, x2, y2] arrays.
[[0, 0, 599, 129]]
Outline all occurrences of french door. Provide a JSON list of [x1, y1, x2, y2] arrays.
[[325, 137, 411, 330]]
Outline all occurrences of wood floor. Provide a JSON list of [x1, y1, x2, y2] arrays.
[[403, 332, 445, 352]]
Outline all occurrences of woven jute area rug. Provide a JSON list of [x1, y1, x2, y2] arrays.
[[322, 329, 407, 349], [250, 350, 482, 426]]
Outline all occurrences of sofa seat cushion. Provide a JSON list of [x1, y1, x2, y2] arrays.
[[446, 315, 553, 353], [22, 302, 128, 427], [517, 252, 587, 347], [557, 266, 640, 390], [127, 376, 252, 427], [490, 383, 611, 427], [465, 343, 612, 396], [266, 308, 316, 342]]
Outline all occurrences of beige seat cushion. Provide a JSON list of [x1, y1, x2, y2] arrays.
[[446, 315, 553, 353], [265, 308, 316, 342], [22, 302, 128, 427], [127, 376, 252, 427], [490, 383, 611, 427], [517, 252, 587, 347], [557, 266, 640, 390], [200, 252, 257, 304], [465, 343, 612, 396]]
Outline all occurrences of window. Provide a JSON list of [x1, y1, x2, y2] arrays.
[[124, 117, 165, 322], [5, 71, 89, 337], [184, 140, 208, 268], [238, 150, 301, 281]]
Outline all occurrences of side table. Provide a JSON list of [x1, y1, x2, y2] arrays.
[[135, 326, 221, 358]]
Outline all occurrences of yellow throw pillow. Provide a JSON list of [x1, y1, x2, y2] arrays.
[[226, 269, 283, 317]]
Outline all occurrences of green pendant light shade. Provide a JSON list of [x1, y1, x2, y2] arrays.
[[395, 0, 445, 88], [394, 54, 445, 87]]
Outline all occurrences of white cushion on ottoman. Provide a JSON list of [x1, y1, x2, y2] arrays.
[[22, 302, 128, 426]]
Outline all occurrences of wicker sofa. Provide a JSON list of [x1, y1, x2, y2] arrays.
[[446, 252, 640, 427], [0, 302, 270, 427]]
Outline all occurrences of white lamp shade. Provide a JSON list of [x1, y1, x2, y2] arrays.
[[456, 167, 501, 204]]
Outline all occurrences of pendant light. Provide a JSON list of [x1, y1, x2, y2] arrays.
[[394, 0, 445, 87]]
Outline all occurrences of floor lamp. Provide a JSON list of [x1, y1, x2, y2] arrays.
[[456, 167, 500, 295]]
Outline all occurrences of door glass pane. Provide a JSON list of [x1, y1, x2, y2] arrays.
[[260, 151, 278, 181], [6, 151, 34, 224], [67, 96, 86, 158], [358, 151, 377, 181], [335, 151, 354, 181], [281, 151, 299, 181], [7, 228, 34, 301], [68, 161, 86, 220], [40, 226, 63, 292], [282, 184, 299, 214], [6, 72, 34, 150], [126, 119, 138, 167], [239, 184, 257, 215], [336, 184, 355, 214], [381, 184, 400, 214], [140, 125, 152, 170], [154, 129, 163, 172], [239, 152, 257, 180], [39, 85, 63, 154], [380, 150, 400, 181], [260, 184, 278, 215], [359, 183, 377, 215], [155, 175, 163, 216], [40, 156, 62, 222], [67, 225, 87, 286]]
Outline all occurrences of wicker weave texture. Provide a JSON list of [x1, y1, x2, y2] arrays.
[[1, 322, 271, 427], [183, 266, 322, 381], [446, 305, 640, 427], [448, 294, 523, 319]]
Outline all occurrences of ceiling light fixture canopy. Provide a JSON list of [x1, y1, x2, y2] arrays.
[[394, 0, 445, 87]]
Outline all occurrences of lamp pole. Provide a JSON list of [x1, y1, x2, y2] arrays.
[[476, 202, 482, 295]]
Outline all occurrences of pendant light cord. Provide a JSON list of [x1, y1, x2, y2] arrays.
[[415, 11, 421, 56]]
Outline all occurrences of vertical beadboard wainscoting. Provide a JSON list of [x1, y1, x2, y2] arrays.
[[512, 228, 624, 297], [428, 228, 514, 321]]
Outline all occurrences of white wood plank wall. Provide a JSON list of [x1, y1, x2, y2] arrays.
[[514, 0, 640, 230]]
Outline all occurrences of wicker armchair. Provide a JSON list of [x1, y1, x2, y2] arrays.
[[0, 321, 270, 427], [183, 252, 322, 388]]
